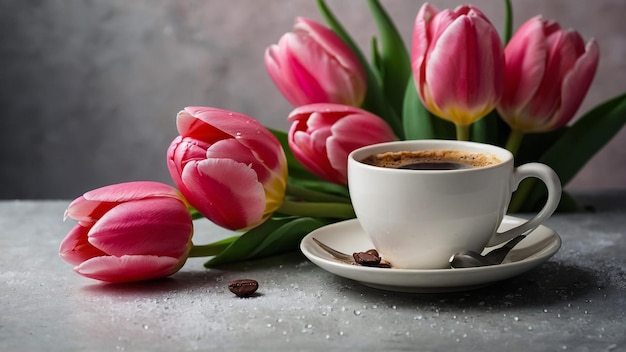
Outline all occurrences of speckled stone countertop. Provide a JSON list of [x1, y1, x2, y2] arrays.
[[1, 192, 624, 351]]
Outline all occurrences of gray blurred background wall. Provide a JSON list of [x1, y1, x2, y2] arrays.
[[1, 0, 625, 199]]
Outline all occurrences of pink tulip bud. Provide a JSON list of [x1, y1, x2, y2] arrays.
[[167, 107, 288, 230], [497, 16, 599, 132], [265, 17, 367, 107], [59, 182, 193, 283], [288, 103, 397, 185], [411, 3, 504, 126]]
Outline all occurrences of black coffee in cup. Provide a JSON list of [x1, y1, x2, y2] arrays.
[[360, 149, 500, 170]]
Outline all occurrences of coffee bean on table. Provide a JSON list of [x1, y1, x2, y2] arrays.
[[228, 279, 259, 297]]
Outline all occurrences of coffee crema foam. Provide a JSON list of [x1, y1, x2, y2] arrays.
[[360, 149, 500, 169]]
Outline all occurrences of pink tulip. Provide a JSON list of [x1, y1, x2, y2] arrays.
[[288, 103, 397, 185], [265, 17, 367, 107], [411, 3, 504, 126], [497, 16, 599, 132], [59, 181, 193, 283], [167, 107, 288, 230]]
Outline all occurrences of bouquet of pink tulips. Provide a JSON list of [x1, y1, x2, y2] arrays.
[[60, 0, 626, 283]]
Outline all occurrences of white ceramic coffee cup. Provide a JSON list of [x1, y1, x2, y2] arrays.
[[348, 140, 561, 269]]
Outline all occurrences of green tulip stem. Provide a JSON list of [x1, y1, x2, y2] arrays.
[[188, 235, 240, 257], [278, 200, 355, 219], [286, 184, 351, 203], [505, 129, 525, 156], [508, 178, 536, 213], [456, 124, 470, 141], [503, 0, 513, 44], [505, 129, 531, 212]]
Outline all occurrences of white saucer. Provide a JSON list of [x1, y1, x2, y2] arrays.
[[300, 216, 561, 293]]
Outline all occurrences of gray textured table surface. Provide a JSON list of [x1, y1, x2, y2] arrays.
[[1, 192, 624, 351]]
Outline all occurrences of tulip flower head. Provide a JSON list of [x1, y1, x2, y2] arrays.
[[59, 182, 193, 283], [265, 17, 367, 107], [497, 16, 599, 133], [411, 3, 504, 129], [288, 103, 397, 185], [167, 107, 288, 230]]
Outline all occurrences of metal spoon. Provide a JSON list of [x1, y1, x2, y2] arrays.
[[312, 238, 355, 264], [449, 235, 526, 269], [313, 234, 527, 269]]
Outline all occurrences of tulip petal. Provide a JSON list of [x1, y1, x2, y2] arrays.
[[326, 113, 397, 178], [66, 182, 184, 224], [59, 224, 107, 266], [181, 158, 266, 230], [75, 255, 182, 283], [176, 109, 232, 143], [289, 111, 347, 183], [265, 43, 318, 106], [84, 182, 182, 203], [264, 17, 366, 107], [285, 28, 364, 106], [167, 136, 212, 193], [205, 139, 287, 218], [287, 103, 396, 184], [412, 3, 440, 97], [88, 198, 193, 258], [206, 135, 275, 184], [290, 120, 344, 183], [178, 107, 285, 172], [523, 31, 570, 123], [516, 28, 586, 131], [295, 17, 365, 79], [500, 17, 547, 116], [64, 196, 114, 225], [178, 107, 258, 141], [497, 16, 598, 133], [426, 15, 503, 124], [552, 39, 599, 130], [282, 34, 331, 104], [288, 103, 359, 120], [427, 8, 461, 48], [412, 5, 503, 126]]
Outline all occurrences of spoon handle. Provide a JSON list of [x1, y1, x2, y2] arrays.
[[312, 238, 355, 264], [484, 235, 526, 264]]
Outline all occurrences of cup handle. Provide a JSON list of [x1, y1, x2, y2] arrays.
[[486, 163, 561, 247]]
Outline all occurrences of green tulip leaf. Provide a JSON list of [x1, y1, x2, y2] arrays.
[[471, 110, 500, 144], [247, 217, 328, 258], [402, 77, 455, 140], [188, 234, 240, 258], [510, 92, 626, 212], [288, 178, 350, 199], [367, 0, 412, 118], [316, 0, 365, 67], [203, 219, 283, 267], [188, 207, 204, 220], [316, 0, 403, 138], [203, 217, 327, 267], [514, 128, 564, 165], [370, 37, 383, 82], [540, 92, 626, 185], [557, 190, 582, 212], [509, 181, 580, 213], [402, 77, 432, 139]]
